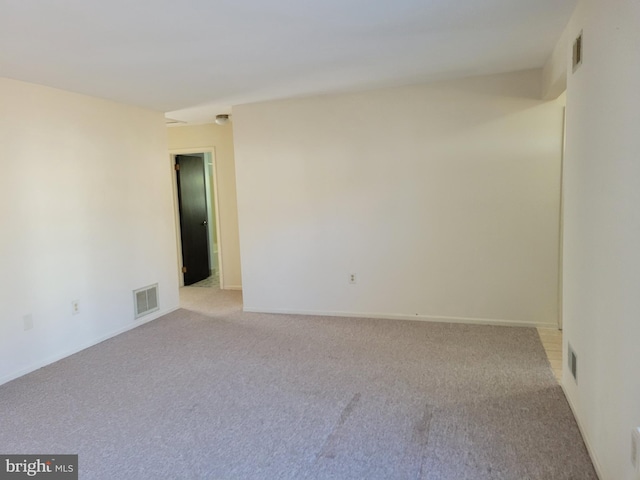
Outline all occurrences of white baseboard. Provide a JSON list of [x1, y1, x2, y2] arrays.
[[0, 306, 179, 387], [223, 285, 243, 291], [242, 307, 557, 329], [561, 384, 605, 480]]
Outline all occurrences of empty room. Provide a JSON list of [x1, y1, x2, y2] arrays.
[[1, 0, 639, 479]]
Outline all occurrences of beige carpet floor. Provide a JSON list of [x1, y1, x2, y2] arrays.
[[0, 286, 597, 479]]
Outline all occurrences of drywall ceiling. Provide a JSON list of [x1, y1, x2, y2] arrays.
[[0, 0, 576, 124]]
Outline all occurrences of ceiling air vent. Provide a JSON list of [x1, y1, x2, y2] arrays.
[[134, 284, 159, 319]]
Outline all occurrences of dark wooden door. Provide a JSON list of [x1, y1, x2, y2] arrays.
[[176, 154, 210, 285]]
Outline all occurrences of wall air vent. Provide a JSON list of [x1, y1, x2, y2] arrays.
[[572, 31, 583, 72], [134, 284, 159, 319], [568, 342, 578, 382]]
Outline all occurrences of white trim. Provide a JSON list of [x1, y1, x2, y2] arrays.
[[169, 147, 225, 289], [169, 152, 184, 287], [223, 285, 243, 291], [0, 307, 179, 387], [561, 384, 605, 480], [210, 150, 225, 289], [558, 104, 566, 330], [241, 307, 557, 328]]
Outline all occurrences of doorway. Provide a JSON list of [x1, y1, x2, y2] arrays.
[[170, 148, 224, 288]]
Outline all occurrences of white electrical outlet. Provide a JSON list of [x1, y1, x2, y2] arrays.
[[632, 427, 640, 472], [349, 273, 357, 284], [72, 300, 80, 315], [23, 314, 33, 331]]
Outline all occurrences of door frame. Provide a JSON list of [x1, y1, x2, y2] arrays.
[[557, 106, 566, 330], [170, 147, 225, 289]]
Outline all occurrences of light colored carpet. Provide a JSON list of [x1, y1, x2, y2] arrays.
[[190, 273, 220, 288], [0, 287, 596, 479], [179, 285, 242, 316]]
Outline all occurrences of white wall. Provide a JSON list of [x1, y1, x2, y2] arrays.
[[167, 124, 242, 290], [0, 77, 179, 385], [541, 17, 572, 100], [233, 70, 565, 326], [559, 0, 640, 478]]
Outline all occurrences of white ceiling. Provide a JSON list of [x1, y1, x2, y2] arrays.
[[0, 0, 576, 124]]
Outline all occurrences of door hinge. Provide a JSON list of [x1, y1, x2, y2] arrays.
[[182, 266, 187, 273], [174, 163, 180, 171]]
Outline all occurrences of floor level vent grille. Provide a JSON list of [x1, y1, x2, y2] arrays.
[[134, 284, 159, 319]]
